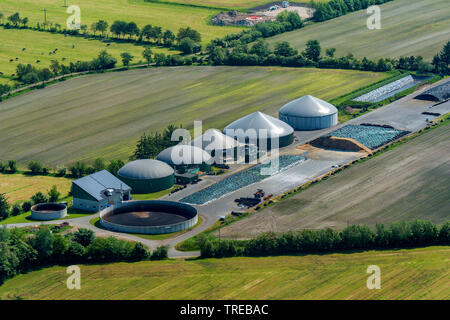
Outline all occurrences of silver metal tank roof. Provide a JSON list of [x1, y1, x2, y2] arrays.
[[279, 95, 337, 117], [191, 129, 239, 151], [223, 111, 294, 138], [118, 159, 174, 180], [156, 145, 212, 166]]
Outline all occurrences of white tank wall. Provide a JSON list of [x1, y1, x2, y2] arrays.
[[279, 112, 338, 131], [99, 201, 198, 235], [31, 207, 67, 221]]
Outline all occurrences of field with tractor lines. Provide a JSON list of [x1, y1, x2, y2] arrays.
[[266, 0, 450, 60], [0, 66, 386, 166], [0, 172, 72, 205], [149, 0, 331, 10], [0, 246, 448, 300], [220, 120, 450, 239]]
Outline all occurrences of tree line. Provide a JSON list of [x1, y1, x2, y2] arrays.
[[311, 0, 394, 22], [0, 226, 168, 285], [0, 11, 202, 53], [132, 124, 183, 160], [199, 220, 450, 258], [207, 39, 450, 75]]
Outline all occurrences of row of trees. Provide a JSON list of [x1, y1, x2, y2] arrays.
[[132, 124, 183, 159], [311, 0, 394, 22], [0, 227, 166, 285], [14, 50, 117, 85], [1, 11, 202, 54], [207, 38, 438, 73], [0, 186, 61, 220], [209, 11, 304, 51], [0, 160, 18, 173], [200, 220, 450, 258], [0, 12, 28, 27], [69, 158, 126, 178], [432, 41, 450, 76]]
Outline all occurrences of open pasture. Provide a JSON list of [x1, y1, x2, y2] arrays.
[[0, 28, 175, 77], [0, 172, 72, 204], [0, 0, 243, 45]]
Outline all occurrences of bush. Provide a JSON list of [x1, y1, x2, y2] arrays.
[[0, 194, 10, 220], [72, 228, 95, 247], [21, 201, 32, 213], [150, 245, 168, 260], [27, 161, 43, 174], [31, 192, 48, 205], [11, 204, 22, 216], [57, 167, 67, 176], [86, 237, 135, 262], [66, 241, 86, 263], [8, 160, 17, 173], [131, 243, 150, 261], [47, 185, 61, 203]]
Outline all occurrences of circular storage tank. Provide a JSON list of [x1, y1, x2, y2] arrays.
[[223, 111, 294, 149], [99, 200, 198, 234], [31, 203, 67, 221], [118, 159, 174, 194], [279, 95, 338, 130], [157, 145, 212, 170]]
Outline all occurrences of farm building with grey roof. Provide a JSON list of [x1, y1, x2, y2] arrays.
[[71, 170, 131, 212]]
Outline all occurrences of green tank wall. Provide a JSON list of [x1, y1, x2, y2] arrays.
[[117, 174, 174, 194]]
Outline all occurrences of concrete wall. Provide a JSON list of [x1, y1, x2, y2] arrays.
[[279, 113, 338, 130], [99, 200, 198, 234], [31, 204, 67, 221]]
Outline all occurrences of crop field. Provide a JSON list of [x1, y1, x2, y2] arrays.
[[220, 122, 450, 239], [152, 0, 331, 10], [0, 28, 176, 77], [0, 246, 448, 299], [266, 0, 450, 60], [0, 0, 243, 45], [0, 66, 386, 166], [0, 172, 72, 204]]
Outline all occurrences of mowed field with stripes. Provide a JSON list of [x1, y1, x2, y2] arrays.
[[266, 0, 450, 60], [0, 66, 386, 166], [0, 246, 448, 300]]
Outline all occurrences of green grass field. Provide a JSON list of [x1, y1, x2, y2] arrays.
[[0, 0, 243, 46], [0, 172, 72, 204], [0, 28, 176, 77], [149, 0, 331, 9], [266, 0, 450, 60], [220, 120, 450, 239], [0, 66, 386, 166], [0, 246, 448, 299]]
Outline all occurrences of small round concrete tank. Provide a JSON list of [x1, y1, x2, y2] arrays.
[[31, 203, 67, 221]]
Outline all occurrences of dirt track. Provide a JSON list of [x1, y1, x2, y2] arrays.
[[220, 122, 450, 239]]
